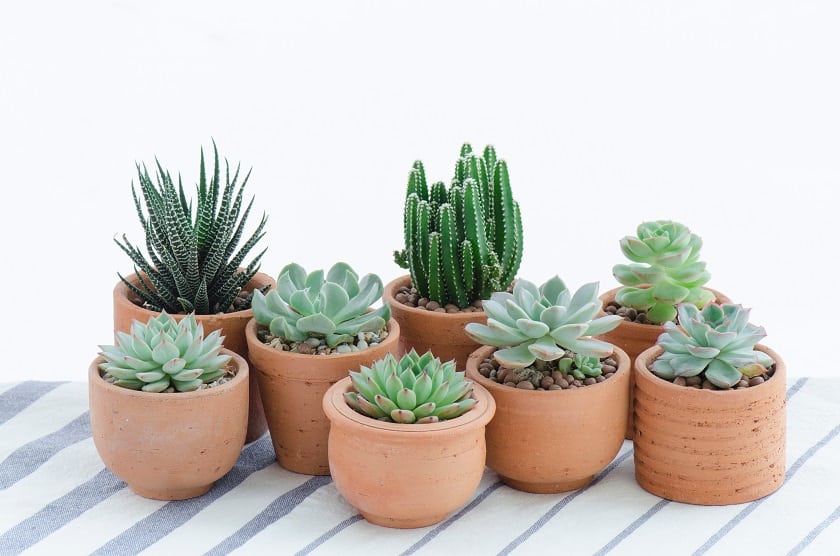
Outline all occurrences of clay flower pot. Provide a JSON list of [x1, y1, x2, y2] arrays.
[[245, 319, 401, 475], [383, 275, 485, 370], [88, 350, 249, 500], [633, 344, 786, 505], [323, 376, 496, 528], [596, 286, 732, 440], [465, 345, 630, 493], [113, 271, 275, 444]]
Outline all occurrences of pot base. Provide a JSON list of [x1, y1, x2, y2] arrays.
[[501, 475, 593, 494], [130, 483, 212, 501], [359, 510, 447, 529]]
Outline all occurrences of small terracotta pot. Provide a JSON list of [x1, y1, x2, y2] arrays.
[[245, 319, 401, 475], [596, 286, 732, 440], [383, 275, 485, 370], [88, 350, 249, 500], [113, 272, 276, 444], [323, 376, 495, 528], [633, 344, 786, 505], [465, 345, 630, 493]]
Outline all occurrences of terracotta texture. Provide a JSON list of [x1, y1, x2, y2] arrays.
[[245, 319, 400, 475], [383, 275, 485, 370], [633, 344, 786, 505], [596, 286, 732, 440], [323, 376, 495, 528], [465, 345, 630, 493], [88, 350, 249, 500], [112, 271, 276, 443]]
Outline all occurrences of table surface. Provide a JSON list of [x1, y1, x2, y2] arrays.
[[0, 378, 838, 556]]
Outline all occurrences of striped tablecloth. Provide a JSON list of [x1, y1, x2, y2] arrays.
[[1, 378, 838, 556]]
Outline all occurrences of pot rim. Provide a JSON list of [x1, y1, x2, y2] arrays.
[[596, 285, 732, 332], [383, 275, 486, 323], [89, 348, 249, 400], [465, 344, 630, 397], [323, 376, 496, 433]]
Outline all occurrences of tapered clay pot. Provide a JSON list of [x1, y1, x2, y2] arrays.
[[465, 345, 630, 493], [383, 275, 485, 370], [89, 350, 248, 500], [596, 286, 732, 440], [245, 319, 400, 475], [113, 271, 275, 444], [323, 376, 495, 528], [633, 344, 786, 505]]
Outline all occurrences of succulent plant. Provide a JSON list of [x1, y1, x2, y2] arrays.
[[653, 303, 774, 388], [98, 312, 232, 393], [393, 143, 523, 308], [464, 277, 622, 370], [115, 141, 267, 315], [252, 262, 391, 348], [344, 350, 476, 424], [612, 220, 714, 324]]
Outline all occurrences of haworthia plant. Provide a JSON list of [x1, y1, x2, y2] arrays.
[[394, 143, 523, 308], [115, 142, 267, 315]]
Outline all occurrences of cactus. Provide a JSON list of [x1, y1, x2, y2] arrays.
[[98, 312, 231, 393], [344, 350, 476, 424], [394, 143, 523, 308]]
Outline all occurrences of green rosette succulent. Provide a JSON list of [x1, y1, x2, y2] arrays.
[[464, 277, 622, 370], [612, 220, 714, 324], [98, 312, 231, 393], [344, 350, 477, 424], [252, 262, 391, 348], [653, 303, 774, 388]]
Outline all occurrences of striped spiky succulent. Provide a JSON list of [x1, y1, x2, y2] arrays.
[[393, 143, 523, 308], [115, 141, 267, 315]]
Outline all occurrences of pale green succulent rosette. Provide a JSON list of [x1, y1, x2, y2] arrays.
[[252, 262, 391, 348], [652, 303, 774, 388], [98, 312, 232, 393], [464, 277, 623, 371], [612, 220, 714, 324]]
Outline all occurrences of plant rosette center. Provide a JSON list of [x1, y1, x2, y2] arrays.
[[647, 359, 776, 391], [477, 349, 619, 391], [256, 324, 390, 356]]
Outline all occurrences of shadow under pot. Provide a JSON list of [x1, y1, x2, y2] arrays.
[[633, 344, 786, 505], [88, 350, 249, 500], [245, 318, 400, 476], [596, 286, 732, 440], [465, 345, 630, 494], [112, 271, 275, 444]]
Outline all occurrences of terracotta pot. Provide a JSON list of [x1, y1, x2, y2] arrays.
[[323, 376, 495, 528], [383, 275, 485, 370], [113, 271, 276, 444], [596, 286, 732, 440], [633, 344, 786, 505], [245, 318, 400, 475], [465, 345, 630, 493], [88, 350, 249, 500]]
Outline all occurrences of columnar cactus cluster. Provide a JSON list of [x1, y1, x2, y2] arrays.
[[394, 143, 523, 308]]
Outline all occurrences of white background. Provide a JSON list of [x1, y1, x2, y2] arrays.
[[2, 1, 837, 381]]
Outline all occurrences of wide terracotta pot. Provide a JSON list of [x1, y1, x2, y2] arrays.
[[633, 344, 786, 505], [323, 376, 496, 528], [596, 286, 732, 440], [465, 344, 630, 494], [245, 318, 400, 475], [88, 350, 249, 500], [113, 271, 275, 444], [383, 275, 485, 370]]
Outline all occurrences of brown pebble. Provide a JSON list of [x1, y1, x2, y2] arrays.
[[605, 306, 617, 314], [685, 376, 702, 386], [601, 364, 617, 373], [504, 381, 517, 388], [673, 377, 687, 387], [472, 300, 483, 308], [446, 307, 459, 313], [584, 377, 597, 386], [749, 376, 765, 387], [395, 292, 407, 303], [691, 384, 701, 389], [408, 294, 419, 304], [479, 367, 491, 378], [444, 304, 458, 311], [702, 380, 714, 390], [604, 358, 617, 367], [738, 379, 749, 388], [573, 379, 583, 387], [425, 300, 440, 311], [557, 378, 570, 388], [548, 384, 562, 390], [625, 308, 637, 320], [567, 384, 578, 389], [540, 377, 554, 389], [605, 373, 614, 379], [433, 307, 446, 313], [596, 375, 606, 383], [516, 381, 535, 390], [418, 297, 429, 307]]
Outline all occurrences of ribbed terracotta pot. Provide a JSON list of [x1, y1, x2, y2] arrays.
[[113, 271, 275, 444], [633, 344, 786, 505], [88, 350, 248, 500], [323, 376, 495, 528], [383, 275, 485, 370], [465, 345, 630, 493], [596, 286, 732, 440], [245, 318, 400, 475]]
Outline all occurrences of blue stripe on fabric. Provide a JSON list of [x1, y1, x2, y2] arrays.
[[0, 412, 90, 489], [0, 382, 66, 425], [295, 514, 365, 556], [0, 468, 124, 554], [787, 504, 840, 555], [91, 436, 277, 555], [205, 476, 332, 556]]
